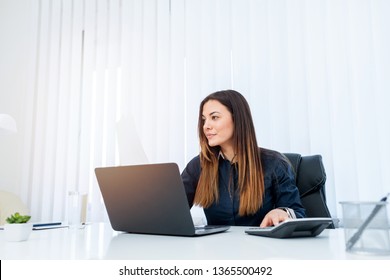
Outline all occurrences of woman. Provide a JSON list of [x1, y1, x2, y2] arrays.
[[181, 90, 305, 227]]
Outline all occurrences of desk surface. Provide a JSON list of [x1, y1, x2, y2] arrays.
[[1, 223, 389, 260]]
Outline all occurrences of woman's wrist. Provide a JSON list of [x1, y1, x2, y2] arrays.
[[278, 207, 296, 219]]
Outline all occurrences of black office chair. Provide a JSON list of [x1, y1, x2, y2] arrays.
[[283, 153, 335, 228]]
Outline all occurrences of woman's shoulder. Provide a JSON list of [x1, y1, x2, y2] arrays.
[[183, 155, 201, 175], [259, 147, 285, 160], [187, 154, 200, 165], [259, 147, 290, 170]]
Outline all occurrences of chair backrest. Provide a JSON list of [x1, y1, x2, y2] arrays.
[[283, 153, 335, 228]]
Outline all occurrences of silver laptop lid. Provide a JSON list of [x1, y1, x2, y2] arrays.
[[95, 163, 197, 236]]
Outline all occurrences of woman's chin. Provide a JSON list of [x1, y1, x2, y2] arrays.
[[207, 141, 218, 147]]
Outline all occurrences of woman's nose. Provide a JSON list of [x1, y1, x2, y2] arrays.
[[203, 119, 211, 130]]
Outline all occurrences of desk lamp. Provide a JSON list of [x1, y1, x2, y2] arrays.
[[0, 114, 17, 135]]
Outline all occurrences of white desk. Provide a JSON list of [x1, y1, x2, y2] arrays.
[[1, 223, 389, 260]]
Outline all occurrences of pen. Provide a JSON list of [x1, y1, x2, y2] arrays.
[[33, 222, 62, 228], [345, 193, 390, 251]]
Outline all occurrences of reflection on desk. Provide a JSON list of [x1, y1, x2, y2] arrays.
[[0, 223, 389, 260]]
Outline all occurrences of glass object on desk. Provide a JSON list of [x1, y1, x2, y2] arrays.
[[67, 191, 87, 229], [340, 200, 390, 255]]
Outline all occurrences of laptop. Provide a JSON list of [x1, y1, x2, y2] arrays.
[[95, 162, 230, 236]]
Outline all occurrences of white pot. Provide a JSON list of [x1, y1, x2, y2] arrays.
[[4, 223, 33, 242]]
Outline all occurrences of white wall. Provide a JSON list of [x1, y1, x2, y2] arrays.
[[0, 0, 33, 194], [2, 1, 390, 223]]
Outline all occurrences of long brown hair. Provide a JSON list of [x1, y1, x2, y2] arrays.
[[194, 90, 264, 216]]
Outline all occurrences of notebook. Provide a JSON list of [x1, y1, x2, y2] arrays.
[[95, 163, 230, 236]]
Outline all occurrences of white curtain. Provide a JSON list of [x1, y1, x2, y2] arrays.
[[21, 0, 390, 223]]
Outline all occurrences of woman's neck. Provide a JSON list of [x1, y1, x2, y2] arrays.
[[220, 146, 236, 162]]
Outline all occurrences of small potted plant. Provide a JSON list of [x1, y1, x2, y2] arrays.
[[4, 212, 33, 242]]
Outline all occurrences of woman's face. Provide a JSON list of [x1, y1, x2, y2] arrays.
[[202, 100, 234, 151]]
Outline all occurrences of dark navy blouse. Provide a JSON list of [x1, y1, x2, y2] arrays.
[[181, 148, 306, 226]]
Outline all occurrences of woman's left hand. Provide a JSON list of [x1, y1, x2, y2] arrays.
[[259, 208, 290, 228]]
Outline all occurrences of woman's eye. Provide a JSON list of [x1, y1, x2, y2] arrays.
[[212, 116, 218, 120]]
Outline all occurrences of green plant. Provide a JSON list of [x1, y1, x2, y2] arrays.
[[6, 212, 31, 224]]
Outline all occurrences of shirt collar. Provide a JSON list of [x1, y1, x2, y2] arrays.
[[218, 151, 237, 165], [218, 151, 225, 160]]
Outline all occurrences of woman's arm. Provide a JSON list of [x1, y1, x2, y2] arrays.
[[180, 156, 201, 208], [259, 153, 306, 227]]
